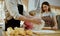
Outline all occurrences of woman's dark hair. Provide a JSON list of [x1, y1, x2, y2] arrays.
[[41, 1, 51, 13]]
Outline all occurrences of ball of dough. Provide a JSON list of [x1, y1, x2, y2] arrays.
[[25, 30, 33, 36]]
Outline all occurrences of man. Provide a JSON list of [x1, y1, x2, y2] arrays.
[[4, 0, 41, 31]]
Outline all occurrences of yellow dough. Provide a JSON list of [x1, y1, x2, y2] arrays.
[[19, 28, 26, 35], [6, 27, 33, 36], [26, 30, 33, 35], [7, 27, 13, 31], [14, 27, 26, 36], [7, 27, 13, 33], [6, 27, 14, 36]]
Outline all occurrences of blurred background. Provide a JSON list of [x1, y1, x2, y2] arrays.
[[0, 0, 60, 36], [0, 0, 60, 30], [28, 0, 60, 29]]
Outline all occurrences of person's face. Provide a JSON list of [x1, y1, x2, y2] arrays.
[[43, 4, 49, 11]]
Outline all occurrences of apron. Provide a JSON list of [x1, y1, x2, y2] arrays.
[[5, 4, 23, 31], [42, 16, 54, 27]]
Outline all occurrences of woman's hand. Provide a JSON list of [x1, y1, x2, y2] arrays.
[[52, 26, 58, 30]]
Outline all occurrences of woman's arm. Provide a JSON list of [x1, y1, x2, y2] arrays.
[[42, 27, 52, 30], [52, 15, 58, 30]]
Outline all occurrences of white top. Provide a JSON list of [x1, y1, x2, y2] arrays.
[[42, 12, 56, 18], [5, 0, 29, 20]]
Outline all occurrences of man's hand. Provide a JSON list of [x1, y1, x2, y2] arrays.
[[19, 15, 41, 24], [28, 17, 42, 24]]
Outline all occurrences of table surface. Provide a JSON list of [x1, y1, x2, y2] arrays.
[[33, 30, 60, 36], [3, 30, 60, 36]]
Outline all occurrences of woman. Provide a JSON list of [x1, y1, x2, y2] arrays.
[[41, 1, 58, 30], [5, 0, 41, 31]]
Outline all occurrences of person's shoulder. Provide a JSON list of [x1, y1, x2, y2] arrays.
[[50, 11, 57, 16]]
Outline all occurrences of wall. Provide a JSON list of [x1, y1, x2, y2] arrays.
[[40, 0, 60, 15], [40, 0, 60, 7], [28, 0, 36, 12], [22, 0, 28, 11]]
